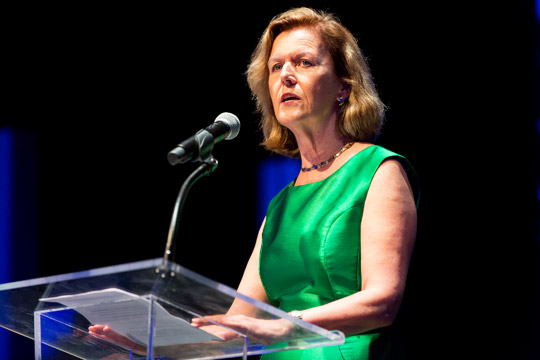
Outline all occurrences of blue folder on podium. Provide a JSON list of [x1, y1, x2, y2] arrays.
[[0, 258, 344, 359]]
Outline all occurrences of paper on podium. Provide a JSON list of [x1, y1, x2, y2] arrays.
[[40, 288, 223, 347]]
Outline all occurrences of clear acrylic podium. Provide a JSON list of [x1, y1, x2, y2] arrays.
[[0, 258, 344, 359]]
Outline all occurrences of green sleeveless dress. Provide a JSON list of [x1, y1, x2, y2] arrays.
[[259, 145, 419, 360]]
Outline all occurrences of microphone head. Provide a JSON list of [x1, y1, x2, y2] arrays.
[[215, 112, 240, 140]]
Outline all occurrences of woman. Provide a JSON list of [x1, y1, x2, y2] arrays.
[[91, 7, 419, 359], [194, 7, 420, 360]]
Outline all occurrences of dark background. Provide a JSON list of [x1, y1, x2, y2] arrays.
[[2, 1, 539, 359]]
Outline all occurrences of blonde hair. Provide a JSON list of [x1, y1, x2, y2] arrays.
[[247, 7, 386, 157]]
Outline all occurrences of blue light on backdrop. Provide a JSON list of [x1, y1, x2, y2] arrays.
[[0, 129, 13, 284], [257, 156, 301, 225], [0, 128, 38, 360], [0, 129, 13, 360]]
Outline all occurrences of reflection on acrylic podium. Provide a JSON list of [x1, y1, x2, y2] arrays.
[[0, 258, 344, 359]]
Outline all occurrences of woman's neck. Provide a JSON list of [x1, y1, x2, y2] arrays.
[[293, 140, 371, 186], [293, 119, 352, 169], [297, 136, 352, 168]]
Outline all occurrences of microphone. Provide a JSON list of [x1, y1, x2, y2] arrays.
[[167, 112, 240, 165]]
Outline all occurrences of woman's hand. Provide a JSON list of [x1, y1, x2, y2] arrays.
[[191, 315, 242, 341], [88, 325, 146, 356], [192, 314, 297, 345]]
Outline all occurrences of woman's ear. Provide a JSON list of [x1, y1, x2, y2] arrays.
[[338, 81, 351, 100]]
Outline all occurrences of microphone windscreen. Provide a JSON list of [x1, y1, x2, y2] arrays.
[[215, 112, 240, 140]]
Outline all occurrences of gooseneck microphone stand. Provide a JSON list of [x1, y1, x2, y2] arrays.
[[162, 130, 219, 268]]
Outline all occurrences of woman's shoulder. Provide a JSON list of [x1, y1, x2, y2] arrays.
[[343, 144, 403, 170], [348, 144, 420, 206], [368, 146, 420, 207]]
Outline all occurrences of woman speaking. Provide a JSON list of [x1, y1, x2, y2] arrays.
[[197, 7, 420, 360], [91, 7, 420, 360]]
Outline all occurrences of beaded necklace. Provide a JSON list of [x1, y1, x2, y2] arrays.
[[300, 142, 355, 172]]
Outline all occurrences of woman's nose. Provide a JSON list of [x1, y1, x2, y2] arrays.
[[280, 62, 296, 86]]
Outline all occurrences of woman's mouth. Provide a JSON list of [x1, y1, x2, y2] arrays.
[[281, 93, 300, 103]]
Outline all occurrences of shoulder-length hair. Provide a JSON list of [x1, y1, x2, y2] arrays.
[[247, 7, 386, 158]]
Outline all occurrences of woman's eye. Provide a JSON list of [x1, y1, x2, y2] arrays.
[[271, 64, 282, 72], [299, 59, 312, 67]]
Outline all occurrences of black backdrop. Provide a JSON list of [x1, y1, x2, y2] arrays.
[[3, 1, 539, 359]]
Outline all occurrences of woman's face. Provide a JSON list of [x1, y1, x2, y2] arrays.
[[268, 27, 345, 131]]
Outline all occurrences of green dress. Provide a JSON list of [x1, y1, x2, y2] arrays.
[[259, 145, 419, 360]]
